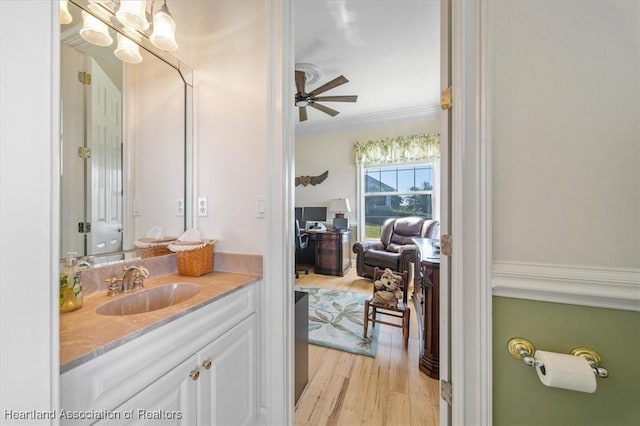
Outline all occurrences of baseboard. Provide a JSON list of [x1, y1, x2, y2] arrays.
[[492, 261, 640, 311]]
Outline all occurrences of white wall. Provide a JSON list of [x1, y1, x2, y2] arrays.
[[490, 0, 640, 268], [295, 117, 439, 230], [190, 0, 269, 255], [0, 1, 58, 421]]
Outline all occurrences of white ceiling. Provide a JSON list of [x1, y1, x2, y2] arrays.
[[294, 0, 441, 133]]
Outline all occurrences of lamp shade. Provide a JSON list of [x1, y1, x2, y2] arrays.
[[329, 198, 351, 216], [114, 33, 143, 64], [60, 0, 73, 25], [116, 0, 149, 31], [150, 3, 178, 51], [79, 11, 113, 46]]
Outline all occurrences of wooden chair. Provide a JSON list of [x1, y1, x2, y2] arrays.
[[363, 267, 411, 348]]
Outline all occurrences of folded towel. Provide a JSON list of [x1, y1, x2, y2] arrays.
[[146, 226, 164, 239], [177, 227, 202, 242], [168, 228, 215, 252]]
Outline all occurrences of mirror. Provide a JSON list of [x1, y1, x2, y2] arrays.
[[60, 0, 193, 263]]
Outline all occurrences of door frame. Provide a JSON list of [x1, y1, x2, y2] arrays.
[[265, 0, 493, 425], [448, 0, 492, 424]]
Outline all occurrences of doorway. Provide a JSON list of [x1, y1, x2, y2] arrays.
[[291, 1, 448, 423]]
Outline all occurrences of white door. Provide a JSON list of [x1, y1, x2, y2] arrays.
[[94, 355, 198, 426], [60, 45, 86, 257], [87, 58, 123, 255], [439, 0, 453, 423], [197, 314, 257, 426]]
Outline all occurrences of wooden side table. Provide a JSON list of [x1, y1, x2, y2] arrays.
[[413, 238, 440, 379]]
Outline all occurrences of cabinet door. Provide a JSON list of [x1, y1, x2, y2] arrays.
[[94, 355, 198, 426], [197, 313, 257, 426]]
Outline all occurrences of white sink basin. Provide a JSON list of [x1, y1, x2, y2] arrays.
[[96, 283, 201, 316]]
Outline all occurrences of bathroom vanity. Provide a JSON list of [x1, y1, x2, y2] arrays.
[[60, 271, 260, 426]]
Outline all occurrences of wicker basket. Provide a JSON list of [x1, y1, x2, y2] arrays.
[[176, 242, 214, 276], [141, 245, 172, 258]]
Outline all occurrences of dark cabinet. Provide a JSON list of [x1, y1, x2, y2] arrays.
[[294, 291, 308, 403], [412, 238, 440, 379], [420, 261, 440, 378], [314, 230, 351, 276]]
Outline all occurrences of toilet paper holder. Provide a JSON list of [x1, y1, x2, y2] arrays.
[[507, 337, 609, 378]]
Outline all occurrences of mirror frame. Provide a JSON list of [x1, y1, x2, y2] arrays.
[[63, 0, 194, 263]]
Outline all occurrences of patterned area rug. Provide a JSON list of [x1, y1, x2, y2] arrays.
[[295, 286, 379, 357]]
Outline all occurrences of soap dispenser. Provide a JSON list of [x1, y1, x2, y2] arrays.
[[60, 252, 83, 313]]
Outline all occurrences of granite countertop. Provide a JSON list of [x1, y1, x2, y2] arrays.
[[60, 271, 261, 373]]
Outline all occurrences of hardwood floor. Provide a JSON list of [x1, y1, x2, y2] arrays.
[[294, 266, 439, 426]]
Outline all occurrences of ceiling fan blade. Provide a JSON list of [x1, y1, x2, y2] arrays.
[[313, 95, 358, 103], [295, 70, 306, 94], [299, 106, 308, 122], [309, 102, 339, 117], [308, 75, 348, 96]]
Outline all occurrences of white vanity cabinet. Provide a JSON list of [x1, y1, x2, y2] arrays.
[[61, 282, 258, 426]]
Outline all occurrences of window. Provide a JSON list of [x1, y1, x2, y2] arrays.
[[362, 163, 436, 239], [354, 133, 440, 240]]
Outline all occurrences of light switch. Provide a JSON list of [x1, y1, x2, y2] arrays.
[[176, 199, 184, 217], [256, 196, 266, 218], [198, 197, 208, 217], [133, 199, 141, 216]]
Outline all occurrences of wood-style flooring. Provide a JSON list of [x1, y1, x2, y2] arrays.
[[294, 266, 439, 426]]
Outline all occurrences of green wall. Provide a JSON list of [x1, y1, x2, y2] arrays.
[[493, 297, 640, 426]]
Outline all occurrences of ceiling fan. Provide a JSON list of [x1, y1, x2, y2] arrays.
[[294, 70, 358, 122]]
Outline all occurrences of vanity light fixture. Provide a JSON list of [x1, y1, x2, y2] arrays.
[[60, 0, 73, 25], [116, 0, 149, 31], [149, 0, 178, 51], [114, 33, 143, 63], [79, 10, 113, 46]]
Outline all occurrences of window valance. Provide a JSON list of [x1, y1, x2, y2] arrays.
[[354, 133, 440, 166]]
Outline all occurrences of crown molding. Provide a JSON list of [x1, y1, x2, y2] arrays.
[[295, 104, 440, 136], [492, 261, 640, 311]]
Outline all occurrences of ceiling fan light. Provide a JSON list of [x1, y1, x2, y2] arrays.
[[59, 0, 73, 25], [150, 3, 178, 51], [79, 10, 113, 47], [114, 33, 143, 64], [116, 0, 149, 31]]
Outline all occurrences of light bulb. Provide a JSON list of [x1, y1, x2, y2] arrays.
[[150, 4, 178, 51], [79, 11, 113, 47], [60, 0, 73, 25], [114, 33, 143, 64], [116, 0, 149, 31]]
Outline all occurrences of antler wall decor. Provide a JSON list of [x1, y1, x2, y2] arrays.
[[295, 170, 328, 187]]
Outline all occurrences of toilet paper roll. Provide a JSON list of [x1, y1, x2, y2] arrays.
[[534, 350, 597, 393]]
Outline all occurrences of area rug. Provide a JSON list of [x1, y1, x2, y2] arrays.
[[295, 286, 379, 357]]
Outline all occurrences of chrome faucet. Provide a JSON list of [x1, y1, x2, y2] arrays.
[[105, 265, 150, 296], [122, 265, 150, 292]]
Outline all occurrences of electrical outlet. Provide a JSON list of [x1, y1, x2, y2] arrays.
[[198, 197, 208, 217], [176, 199, 184, 217]]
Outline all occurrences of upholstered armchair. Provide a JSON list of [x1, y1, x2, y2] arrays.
[[352, 217, 440, 279]]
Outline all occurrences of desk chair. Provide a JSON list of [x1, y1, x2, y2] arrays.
[[363, 267, 411, 348], [295, 220, 310, 279]]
